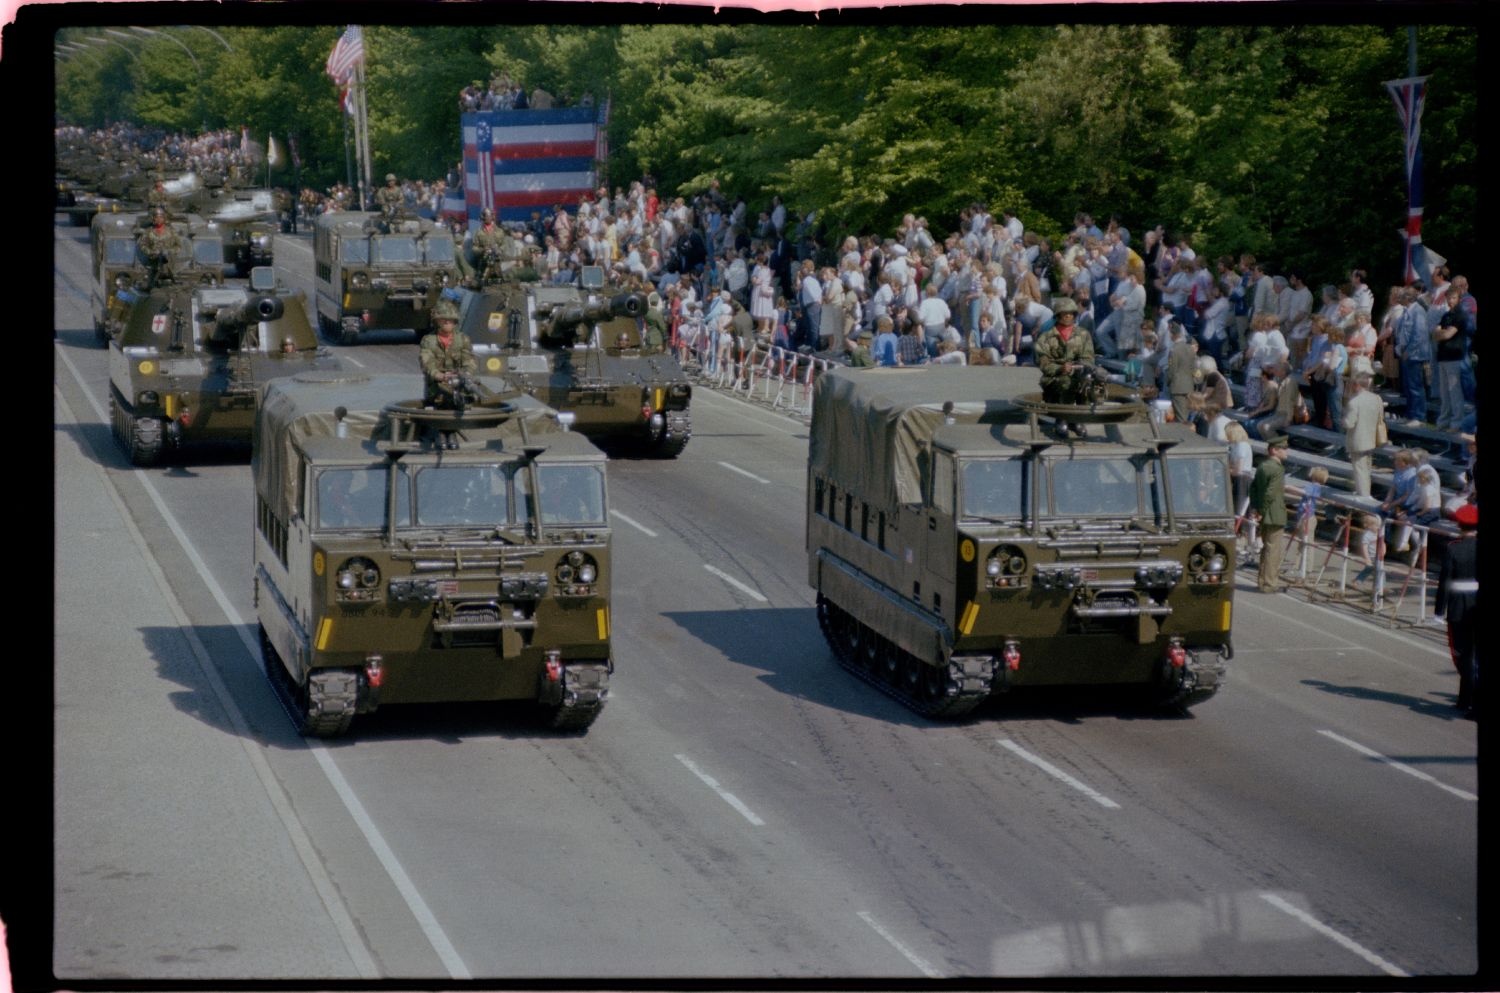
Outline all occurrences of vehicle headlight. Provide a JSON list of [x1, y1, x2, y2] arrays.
[[335, 557, 382, 602], [350, 272, 370, 290], [556, 551, 600, 593]]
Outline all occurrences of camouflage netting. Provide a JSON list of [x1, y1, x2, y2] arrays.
[[809, 366, 1042, 507]]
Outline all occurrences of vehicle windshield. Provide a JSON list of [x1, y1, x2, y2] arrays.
[[536, 464, 608, 525], [316, 467, 406, 530], [1050, 456, 1140, 516], [192, 239, 223, 267], [960, 458, 1030, 520], [373, 237, 418, 264], [414, 464, 522, 527], [341, 239, 370, 265], [104, 238, 137, 266], [424, 238, 455, 263], [1164, 455, 1232, 515]]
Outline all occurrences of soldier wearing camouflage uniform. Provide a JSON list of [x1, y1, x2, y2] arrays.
[[375, 173, 404, 219], [470, 208, 508, 283], [137, 208, 181, 284], [419, 299, 477, 406], [1033, 297, 1095, 404]]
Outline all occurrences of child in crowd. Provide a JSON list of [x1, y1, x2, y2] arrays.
[[1351, 512, 1382, 590], [1290, 466, 1329, 565]]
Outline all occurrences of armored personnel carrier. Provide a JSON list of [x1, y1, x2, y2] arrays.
[[154, 173, 278, 275], [456, 265, 692, 456], [312, 211, 461, 345], [108, 266, 339, 465], [90, 211, 228, 347], [807, 365, 1235, 718], [252, 373, 613, 736]]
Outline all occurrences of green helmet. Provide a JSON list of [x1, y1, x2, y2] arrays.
[[1052, 296, 1079, 316], [432, 299, 460, 321]]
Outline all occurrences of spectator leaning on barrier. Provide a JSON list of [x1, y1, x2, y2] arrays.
[[1435, 502, 1478, 717], [1433, 286, 1469, 432], [1250, 434, 1291, 593]]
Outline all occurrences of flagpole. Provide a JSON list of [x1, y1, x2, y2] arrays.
[[357, 61, 373, 213]]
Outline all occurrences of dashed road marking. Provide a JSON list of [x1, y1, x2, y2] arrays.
[[1259, 892, 1410, 977], [674, 754, 765, 826], [1317, 729, 1477, 801], [610, 509, 659, 537], [718, 460, 770, 484], [997, 739, 1121, 809], [857, 911, 944, 979], [703, 563, 768, 602]]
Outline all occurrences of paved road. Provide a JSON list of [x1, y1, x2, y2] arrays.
[[50, 223, 1479, 982]]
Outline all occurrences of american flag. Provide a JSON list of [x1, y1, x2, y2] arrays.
[[461, 108, 600, 224], [325, 25, 364, 86], [1384, 75, 1429, 286]]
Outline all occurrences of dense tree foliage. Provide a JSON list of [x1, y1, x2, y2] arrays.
[[54, 21, 1477, 284]]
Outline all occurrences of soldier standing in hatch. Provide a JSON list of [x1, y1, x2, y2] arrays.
[[138, 207, 181, 284], [1033, 297, 1096, 435], [1249, 434, 1290, 593], [375, 173, 404, 220], [420, 299, 477, 408], [470, 207, 507, 283], [1435, 503, 1478, 717]]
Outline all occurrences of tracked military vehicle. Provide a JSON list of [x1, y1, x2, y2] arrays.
[[456, 265, 692, 456], [252, 373, 613, 736], [108, 266, 339, 465], [312, 211, 460, 345], [90, 211, 227, 347], [807, 365, 1235, 718]]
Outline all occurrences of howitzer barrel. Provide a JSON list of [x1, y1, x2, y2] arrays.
[[544, 293, 648, 340], [205, 294, 285, 341]]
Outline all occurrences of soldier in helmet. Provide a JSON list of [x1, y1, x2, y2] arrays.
[[375, 172, 403, 220], [471, 207, 507, 283], [419, 299, 478, 409], [1033, 295, 1096, 404], [137, 207, 181, 286]]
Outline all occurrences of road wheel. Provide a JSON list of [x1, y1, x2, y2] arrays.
[[339, 317, 361, 346]]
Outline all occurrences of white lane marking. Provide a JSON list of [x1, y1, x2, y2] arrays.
[[341, 353, 366, 368], [1259, 892, 1410, 977], [695, 388, 807, 435], [53, 386, 381, 978], [56, 349, 472, 979], [1236, 582, 1450, 661], [703, 563, 769, 603], [674, 754, 765, 826], [718, 460, 770, 484], [996, 740, 1121, 809], [857, 911, 944, 979], [311, 749, 473, 978], [609, 509, 658, 537], [1317, 730, 1477, 802]]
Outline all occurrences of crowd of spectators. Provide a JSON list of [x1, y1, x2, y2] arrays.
[[457, 70, 588, 113], [58, 122, 264, 188]]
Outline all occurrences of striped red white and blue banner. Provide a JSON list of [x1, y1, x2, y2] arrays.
[[462, 107, 603, 224], [1384, 75, 1429, 286]]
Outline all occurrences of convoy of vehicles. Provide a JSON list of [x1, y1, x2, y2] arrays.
[[456, 265, 692, 456], [807, 365, 1235, 718], [252, 373, 614, 736], [312, 211, 461, 345]]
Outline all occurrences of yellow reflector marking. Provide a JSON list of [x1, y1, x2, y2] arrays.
[[960, 538, 975, 563], [654, 387, 664, 411], [312, 550, 325, 577], [486, 356, 502, 372], [137, 359, 155, 375], [959, 600, 980, 636], [164, 394, 176, 418], [1221, 601, 1232, 630], [316, 616, 333, 651], [596, 608, 609, 640], [342, 292, 352, 308]]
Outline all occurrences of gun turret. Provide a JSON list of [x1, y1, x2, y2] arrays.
[[202, 294, 285, 346], [540, 293, 647, 344]]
